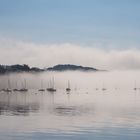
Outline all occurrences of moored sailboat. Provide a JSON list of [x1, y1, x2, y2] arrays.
[[3, 78, 12, 92], [47, 77, 56, 92], [134, 81, 137, 90], [66, 80, 71, 92], [38, 80, 45, 91], [19, 79, 28, 92]]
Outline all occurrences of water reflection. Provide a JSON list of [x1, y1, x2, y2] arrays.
[[0, 92, 40, 116], [0, 71, 140, 139], [0, 89, 140, 139], [53, 105, 93, 117]]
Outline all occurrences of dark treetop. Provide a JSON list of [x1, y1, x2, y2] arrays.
[[46, 64, 98, 71], [0, 64, 43, 74], [0, 64, 100, 74]]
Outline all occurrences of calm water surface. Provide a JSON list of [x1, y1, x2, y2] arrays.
[[0, 71, 140, 140], [0, 88, 140, 140]]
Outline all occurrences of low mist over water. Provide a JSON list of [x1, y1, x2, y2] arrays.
[[0, 70, 140, 90]]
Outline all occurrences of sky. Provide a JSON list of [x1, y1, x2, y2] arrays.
[[0, 0, 140, 45], [0, 0, 140, 69]]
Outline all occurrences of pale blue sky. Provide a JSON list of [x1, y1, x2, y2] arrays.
[[0, 0, 140, 48]]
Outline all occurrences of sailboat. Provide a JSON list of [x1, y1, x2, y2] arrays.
[[4, 78, 12, 92], [46, 77, 56, 92], [66, 80, 71, 92], [38, 80, 45, 91], [102, 83, 107, 91], [19, 79, 28, 92], [13, 81, 19, 91], [134, 81, 137, 90]]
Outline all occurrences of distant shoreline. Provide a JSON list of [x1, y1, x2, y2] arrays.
[[0, 64, 105, 74]]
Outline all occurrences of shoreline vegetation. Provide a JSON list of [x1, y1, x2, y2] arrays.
[[0, 64, 102, 74]]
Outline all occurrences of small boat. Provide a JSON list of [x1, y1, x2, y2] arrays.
[[47, 77, 56, 92], [66, 80, 71, 92], [46, 88, 56, 92], [13, 88, 19, 92], [19, 88, 28, 92], [134, 81, 137, 90], [4, 79, 12, 92], [38, 89, 45, 92], [13, 81, 19, 91], [19, 79, 28, 92], [102, 83, 107, 91], [102, 88, 107, 91], [3, 88, 12, 92], [38, 80, 45, 92]]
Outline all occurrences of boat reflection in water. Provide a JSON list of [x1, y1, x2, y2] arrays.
[[0, 92, 40, 116], [0, 71, 140, 140]]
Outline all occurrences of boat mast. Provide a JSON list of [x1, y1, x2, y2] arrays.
[[68, 80, 70, 89], [8, 78, 11, 89]]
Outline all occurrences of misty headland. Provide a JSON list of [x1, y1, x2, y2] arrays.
[[0, 64, 139, 91], [0, 64, 101, 74]]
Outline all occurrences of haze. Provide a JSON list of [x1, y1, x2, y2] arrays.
[[0, 39, 140, 70], [0, 70, 140, 90]]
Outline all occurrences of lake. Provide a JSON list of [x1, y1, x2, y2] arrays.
[[0, 71, 140, 140]]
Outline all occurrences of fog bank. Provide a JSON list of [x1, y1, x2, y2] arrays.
[[0, 38, 140, 70]]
